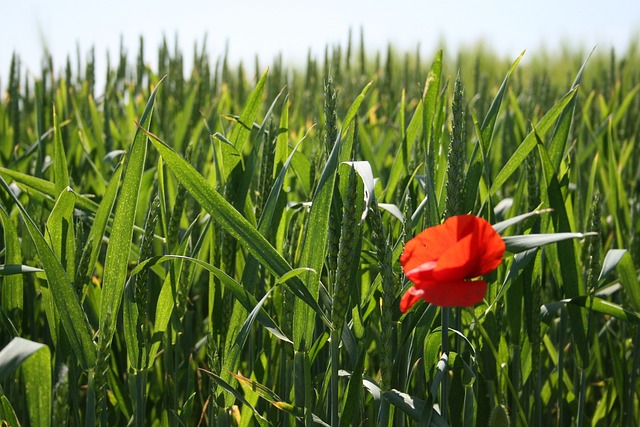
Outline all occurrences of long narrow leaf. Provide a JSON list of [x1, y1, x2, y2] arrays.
[[99, 82, 159, 347], [489, 87, 578, 196], [0, 177, 96, 368]]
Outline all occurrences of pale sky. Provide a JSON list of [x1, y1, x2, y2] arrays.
[[1, 0, 639, 85]]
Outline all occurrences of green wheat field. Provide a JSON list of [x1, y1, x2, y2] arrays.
[[1, 34, 639, 426]]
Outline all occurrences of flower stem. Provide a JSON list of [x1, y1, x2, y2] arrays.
[[441, 307, 449, 422], [330, 328, 340, 426]]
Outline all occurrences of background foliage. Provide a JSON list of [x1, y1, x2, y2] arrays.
[[1, 34, 639, 426]]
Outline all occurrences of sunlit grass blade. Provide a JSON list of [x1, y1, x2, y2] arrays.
[[45, 187, 76, 280], [0, 338, 51, 426], [22, 340, 52, 427], [52, 106, 70, 195], [597, 249, 627, 282], [488, 87, 578, 197], [0, 177, 96, 368], [81, 165, 123, 285], [0, 337, 46, 381], [0, 264, 43, 275], [0, 206, 24, 335], [0, 167, 99, 212], [547, 48, 591, 172], [613, 250, 640, 311], [294, 82, 370, 352], [382, 389, 446, 425], [203, 369, 270, 427], [465, 51, 524, 212], [99, 80, 159, 348], [145, 129, 327, 321], [502, 232, 595, 253], [220, 69, 268, 179], [480, 51, 525, 151]]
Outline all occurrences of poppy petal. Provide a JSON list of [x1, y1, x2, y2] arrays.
[[418, 279, 487, 307], [399, 286, 426, 313], [400, 220, 458, 272], [405, 261, 438, 283], [431, 232, 478, 281], [469, 216, 506, 277]]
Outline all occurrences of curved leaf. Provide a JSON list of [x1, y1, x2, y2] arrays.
[[0, 177, 96, 368]]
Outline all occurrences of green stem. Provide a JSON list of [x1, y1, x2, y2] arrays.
[[441, 307, 449, 422], [557, 309, 567, 425], [330, 329, 340, 426], [131, 370, 147, 427]]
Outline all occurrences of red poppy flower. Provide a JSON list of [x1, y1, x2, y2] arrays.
[[399, 215, 505, 311]]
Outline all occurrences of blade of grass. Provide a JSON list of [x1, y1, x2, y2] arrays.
[[22, 340, 52, 427], [488, 87, 578, 197], [45, 187, 76, 280], [0, 206, 24, 335], [99, 80, 159, 349], [52, 106, 70, 195], [465, 51, 524, 212], [0, 177, 96, 368], [0, 168, 99, 213], [145, 129, 327, 322], [132, 254, 291, 344]]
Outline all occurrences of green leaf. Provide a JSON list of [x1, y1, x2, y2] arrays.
[[537, 139, 589, 365], [45, 187, 76, 281], [293, 130, 342, 348], [0, 206, 24, 335], [612, 84, 640, 128], [0, 168, 99, 213], [492, 208, 552, 234], [133, 254, 291, 344], [481, 51, 525, 152], [0, 337, 46, 381], [82, 166, 123, 284], [123, 276, 145, 370], [221, 69, 268, 179], [489, 87, 578, 197], [0, 395, 20, 427], [0, 177, 96, 368], [146, 243, 189, 367], [615, 251, 640, 312], [502, 232, 595, 253], [22, 341, 51, 427], [52, 106, 70, 195], [0, 337, 51, 427], [0, 264, 43, 275], [542, 296, 640, 324], [598, 249, 627, 282], [342, 81, 372, 132], [203, 370, 270, 427], [382, 389, 447, 425], [547, 49, 591, 172], [146, 129, 327, 325], [99, 81, 158, 349]]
